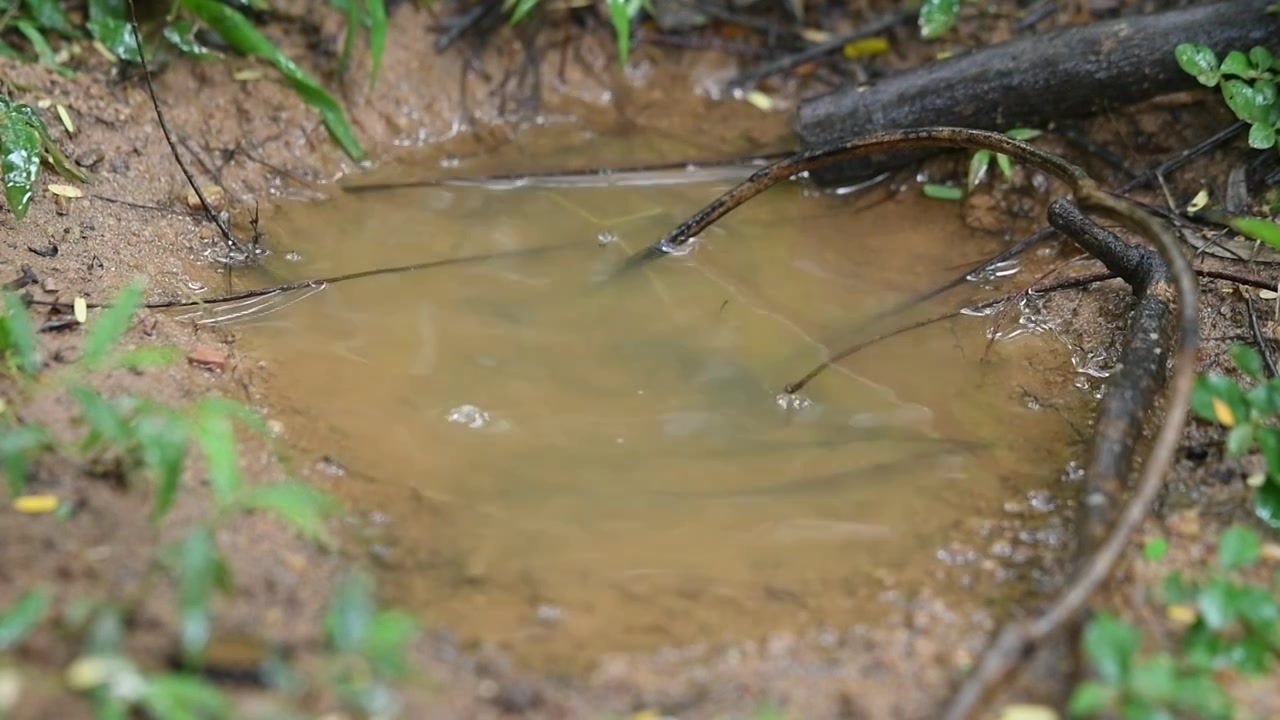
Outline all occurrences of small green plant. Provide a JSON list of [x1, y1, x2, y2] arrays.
[[1069, 524, 1279, 719], [1176, 43, 1279, 150], [919, 126, 1042, 202], [0, 94, 88, 219], [1191, 344, 1280, 527], [917, 0, 961, 39], [505, 0, 647, 65], [324, 571, 420, 717]]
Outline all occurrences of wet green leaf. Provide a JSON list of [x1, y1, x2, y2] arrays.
[[22, 0, 77, 36], [0, 588, 51, 650], [922, 183, 963, 201], [1219, 524, 1262, 569], [1082, 612, 1138, 683], [81, 279, 144, 370], [1128, 653, 1177, 703], [1251, 46, 1275, 73], [1197, 578, 1239, 630], [238, 481, 340, 541], [1222, 78, 1276, 125], [325, 571, 375, 653], [135, 406, 189, 523], [967, 149, 991, 191], [142, 673, 230, 720], [366, 0, 385, 85], [1249, 122, 1277, 150], [70, 385, 129, 450], [176, 527, 218, 664], [0, 421, 50, 495], [1143, 536, 1168, 561], [162, 21, 220, 58], [0, 105, 43, 220], [918, 0, 960, 39], [178, 0, 365, 161], [193, 404, 240, 508], [3, 291, 41, 376], [1255, 480, 1280, 529], [1235, 584, 1279, 629], [1222, 50, 1255, 79], [606, 0, 641, 65], [365, 610, 418, 678], [86, 0, 141, 63], [1230, 215, 1280, 250], [1067, 680, 1114, 717], [1176, 43, 1220, 86], [1191, 374, 1249, 426], [1225, 634, 1272, 674], [1226, 423, 1255, 457], [1232, 344, 1266, 380], [1183, 621, 1226, 670], [336, 0, 360, 76], [1117, 697, 1172, 720]]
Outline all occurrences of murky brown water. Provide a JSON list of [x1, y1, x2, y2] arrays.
[[227, 128, 1087, 673]]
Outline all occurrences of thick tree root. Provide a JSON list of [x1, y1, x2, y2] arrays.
[[612, 127, 1198, 719]]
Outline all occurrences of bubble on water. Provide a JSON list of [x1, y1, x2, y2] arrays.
[[1072, 346, 1120, 378], [658, 236, 696, 256], [989, 293, 1053, 340], [446, 404, 491, 429], [185, 279, 206, 292], [283, 251, 302, 262], [966, 259, 1022, 282], [597, 230, 618, 246], [1061, 461, 1085, 483], [1027, 490, 1056, 512], [775, 392, 813, 412]]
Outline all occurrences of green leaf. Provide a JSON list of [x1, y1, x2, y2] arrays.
[[1226, 422, 1255, 457], [0, 422, 50, 495], [922, 183, 963, 201], [1067, 679, 1114, 717], [1249, 121, 1277, 149], [178, 0, 365, 161], [1197, 578, 1239, 630], [1232, 344, 1266, 380], [325, 571, 375, 653], [1225, 634, 1272, 674], [196, 396, 270, 437], [176, 527, 219, 664], [364, 610, 418, 678], [1005, 127, 1042, 141], [1235, 584, 1280, 629], [193, 403, 241, 508], [1229, 215, 1280, 249], [22, 0, 77, 37], [1117, 698, 1173, 720], [1250, 46, 1275, 73], [995, 152, 1013, 180], [1222, 78, 1276, 124], [134, 407, 189, 523], [1143, 536, 1168, 561], [142, 673, 230, 720], [1222, 50, 1255, 79], [1255, 480, 1280, 529], [109, 345, 182, 371], [1257, 427, 1280, 481], [1082, 612, 1138, 683], [1160, 572, 1198, 604], [86, 0, 141, 63], [336, 0, 360, 76], [1170, 673, 1233, 719], [81, 279, 145, 370], [0, 588, 51, 650], [1191, 373, 1249, 426], [0, 105, 44, 220], [967, 149, 991, 191], [918, 0, 960, 39], [1219, 524, 1262, 569], [15, 20, 70, 74], [605, 0, 641, 65], [3, 291, 41, 376], [508, 0, 539, 24], [1128, 654, 1177, 703], [1175, 43, 1220, 86], [237, 481, 340, 541], [70, 385, 129, 450], [366, 0, 386, 85], [162, 21, 220, 58]]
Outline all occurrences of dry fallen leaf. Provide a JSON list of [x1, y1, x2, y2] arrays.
[[73, 297, 87, 324], [1211, 396, 1236, 427], [998, 704, 1058, 720], [233, 68, 265, 81], [55, 104, 75, 135], [1167, 604, 1198, 625], [48, 184, 84, 198]]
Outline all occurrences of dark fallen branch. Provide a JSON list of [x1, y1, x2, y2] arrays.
[[793, 0, 1279, 186], [611, 126, 1198, 720]]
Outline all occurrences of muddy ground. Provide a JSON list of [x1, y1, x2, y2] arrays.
[[1, 0, 1278, 717]]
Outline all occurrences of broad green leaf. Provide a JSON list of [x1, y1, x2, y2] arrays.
[[365, 610, 418, 678], [1226, 422, 1255, 457], [3, 102, 86, 186], [1081, 612, 1138, 683], [238, 481, 340, 541], [1066, 680, 1114, 717], [0, 421, 50, 495], [162, 21, 220, 58], [366, 0, 386, 85], [1128, 654, 1177, 703], [141, 673, 230, 720], [1257, 427, 1280, 481], [1143, 536, 1168, 561], [922, 183, 963, 201], [325, 571, 375, 652], [508, 0, 539, 24], [81, 280, 145, 370], [22, 0, 77, 36], [967, 149, 991, 190], [3, 291, 40, 376], [178, 0, 365, 161], [1235, 584, 1280, 628], [1191, 373, 1249, 426], [176, 527, 218, 664], [918, 0, 960, 39], [1231, 344, 1266, 380], [1255, 480, 1280, 529], [1183, 621, 1227, 670], [1225, 634, 1271, 673], [1222, 78, 1276, 124], [1221, 50, 1254, 79], [0, 107, 43, 220], [86, 0, 141, 63], [70, 385, 129, 450], [1219, 524, 1262, 569], [1197, 578, 1239, 629], [1171, 672, 1234, 718], [1229, 215, 1280, 249], [193, 404, 240, 508], [1250, 46, 1275, 73], [1249, 121, 1277, 149], [1175, 43, 1220, 86], [134, 407, 189, 523], [0, 588, 51, 650]]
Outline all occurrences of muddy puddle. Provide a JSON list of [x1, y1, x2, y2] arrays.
[[218, 127, 1091, 674]]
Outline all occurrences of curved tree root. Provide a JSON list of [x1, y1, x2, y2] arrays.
[[613, 127, 1199, 719]]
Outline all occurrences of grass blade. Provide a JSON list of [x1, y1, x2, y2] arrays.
[[0, 588, 52, 650], [366, 0, 385, 86], [238, 481, 341, 541], [193, 401, 241, 509], [179, 0, 365, 161], [22, 0, 77, 36], [3, 291, 41, 376], [81, 279, 145, 370]]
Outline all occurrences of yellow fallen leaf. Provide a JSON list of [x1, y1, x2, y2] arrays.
[[628, 712, 662, 720], [1186, 188, 1210, 214], [799, 28, 830, 43], [999, 704, 1058, 720], [1247, 472, 1267, 488], [48, 184, 84, 198], [56, 104, 75, 135], [74, 297, 87, 324], [744, 89, 775, 112], [13, 494, 59, 514], [233, 68, 265, 81], [843, 36, 890, 58], [1211, 397, 1236, 427], [1167, 604, 1197, 625]]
